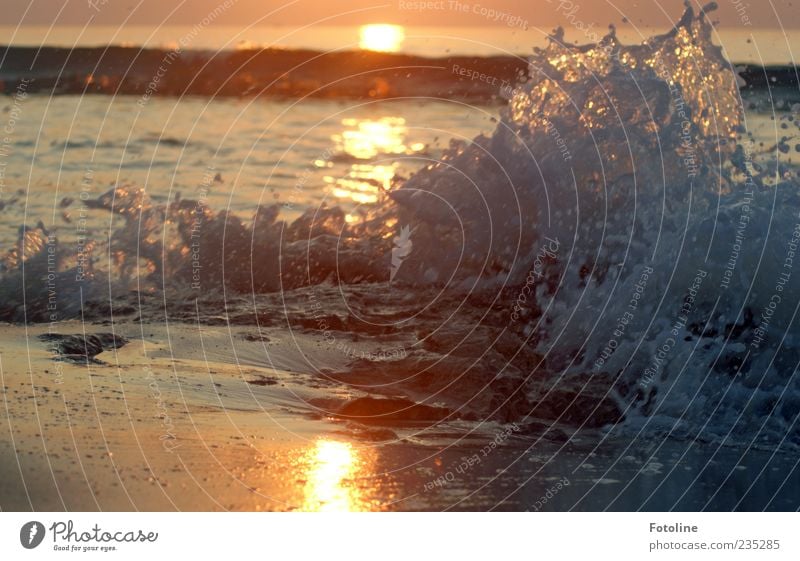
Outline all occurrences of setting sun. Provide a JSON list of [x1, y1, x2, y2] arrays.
[[358, 24, 405, 52], [2, 0, 798, 544]]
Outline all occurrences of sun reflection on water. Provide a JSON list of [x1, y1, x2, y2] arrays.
[[328, 117, 424, 206], [301, 439, 368, 512], [336, 117, 409, 159]]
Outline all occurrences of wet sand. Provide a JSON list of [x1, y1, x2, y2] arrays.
[[1, 322, 797, 511]]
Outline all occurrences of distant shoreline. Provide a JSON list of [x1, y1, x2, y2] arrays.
[[1, 45, 796, 101]]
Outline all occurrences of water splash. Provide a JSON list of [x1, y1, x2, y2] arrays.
[[2, 4, 799, 446]]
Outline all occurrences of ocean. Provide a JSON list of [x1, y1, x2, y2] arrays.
[[1, 6, 799, 511]]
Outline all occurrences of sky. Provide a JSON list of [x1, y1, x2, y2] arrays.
[[1, 0, 798, 28]]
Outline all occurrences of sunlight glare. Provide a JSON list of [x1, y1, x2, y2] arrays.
[[302, 440, 362, 512], [359, 24, 405, 52]]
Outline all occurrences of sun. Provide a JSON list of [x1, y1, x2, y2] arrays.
[[359, 24, 405, 52]]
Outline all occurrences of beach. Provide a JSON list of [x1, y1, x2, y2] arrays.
[[1, 3, 799, 513], [0, 320, 796, 511]]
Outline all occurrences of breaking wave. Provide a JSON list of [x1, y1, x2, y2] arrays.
[[3, 3, 799, 447]]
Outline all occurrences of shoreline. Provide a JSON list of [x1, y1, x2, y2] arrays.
[[1, 321, 797, 511], [1, 45, 797, 101]]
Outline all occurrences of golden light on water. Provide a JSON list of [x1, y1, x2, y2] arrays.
[[330, 185, 379, 204], [328, 116, 424, 205], [359, 24, 405, 52], [337, 117, 409, 159], [301, 439, 364, 512]]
